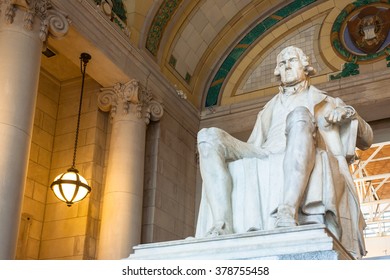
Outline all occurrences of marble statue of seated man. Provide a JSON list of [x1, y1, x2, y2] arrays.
[[195, 46, 373, 258]]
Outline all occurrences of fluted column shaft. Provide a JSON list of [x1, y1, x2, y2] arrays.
[[97, 80, 163, 259], [0, 0, 68, 259]]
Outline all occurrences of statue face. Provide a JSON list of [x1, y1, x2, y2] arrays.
[[277, 49, 306, 86]]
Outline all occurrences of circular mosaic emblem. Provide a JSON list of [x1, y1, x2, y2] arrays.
[[332, 1, 390, 62]]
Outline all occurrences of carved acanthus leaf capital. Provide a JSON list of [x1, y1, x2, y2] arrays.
[[98, 80, 163, 124], [0, 0, 69, 42]]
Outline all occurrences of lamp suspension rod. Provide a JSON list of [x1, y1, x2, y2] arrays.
[[71, 53, 91, 169]]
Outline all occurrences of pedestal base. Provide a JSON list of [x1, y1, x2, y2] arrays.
[[127, 225, 354, 260]]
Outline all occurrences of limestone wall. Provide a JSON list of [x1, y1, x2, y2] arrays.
[[142, 111, 198, 243], [20, 73, 108, 260], [41, 77, 106, 260], [16, 72, 60, 259], [364, 236, 390, 258]]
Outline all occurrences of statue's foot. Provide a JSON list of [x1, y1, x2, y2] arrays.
[[205, 222, 231, 237], [275, 205, 297, 227]]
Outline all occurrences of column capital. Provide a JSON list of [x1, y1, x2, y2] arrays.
[[98, 80, 164, 124], [0, 0, 69, 42]]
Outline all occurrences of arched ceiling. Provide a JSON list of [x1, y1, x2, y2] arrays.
[[124, 0, 390, 110], [43, 0, 390, 111]]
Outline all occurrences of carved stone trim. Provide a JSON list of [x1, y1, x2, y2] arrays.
[[98, 80, 164, 124], [0, 0, 69, 42]]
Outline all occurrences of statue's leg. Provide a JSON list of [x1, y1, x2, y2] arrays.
[[276, 106, 316, 227], [197, 127, 246, 236]]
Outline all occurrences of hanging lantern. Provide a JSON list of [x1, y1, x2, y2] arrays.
[[50, 53, 92, 206]]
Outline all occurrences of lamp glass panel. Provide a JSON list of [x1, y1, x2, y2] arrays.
[[52, 185, 66, 202], [62, 171, 78, 181], [73, 173, 89, 202], [53, 173, 63, 182], [73, 187, 89, 202], [61, 182, 78, 201], [79, 175, 88, 185]]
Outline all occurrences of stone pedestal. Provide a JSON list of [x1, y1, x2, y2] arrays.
[[127, 224, 354, 260]]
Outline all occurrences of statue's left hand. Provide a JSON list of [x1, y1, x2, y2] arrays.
[[324, 107, 350, 126]]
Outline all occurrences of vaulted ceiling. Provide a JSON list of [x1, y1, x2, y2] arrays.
[[122, 0, 390, 109], [44, 0, 390, 111]]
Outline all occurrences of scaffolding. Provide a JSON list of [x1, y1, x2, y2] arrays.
[[351, 141, 390, 237]]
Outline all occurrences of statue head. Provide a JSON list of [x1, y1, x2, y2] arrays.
[[274, 46, 316, 86]]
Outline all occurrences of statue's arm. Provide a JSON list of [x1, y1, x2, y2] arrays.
[[354, 112, 373, 150], [326, 98, 373, 151]]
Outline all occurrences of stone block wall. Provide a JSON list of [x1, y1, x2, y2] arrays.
[[142, 111, 198, 243], [16, 71, 60, 260], [40, 77, 107, 260], [21, 74, 108, 260]]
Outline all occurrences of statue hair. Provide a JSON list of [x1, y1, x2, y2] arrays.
[[274, 46, 316, 77]]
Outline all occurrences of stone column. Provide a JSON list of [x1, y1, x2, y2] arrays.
[[97, 80, 163, 259], [0, 0, 68, 259]]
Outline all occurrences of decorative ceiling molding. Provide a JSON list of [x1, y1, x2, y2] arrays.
[[204, 0, 318, 107], [331, 0, 390, 63], [145, 0, 183, 56]]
